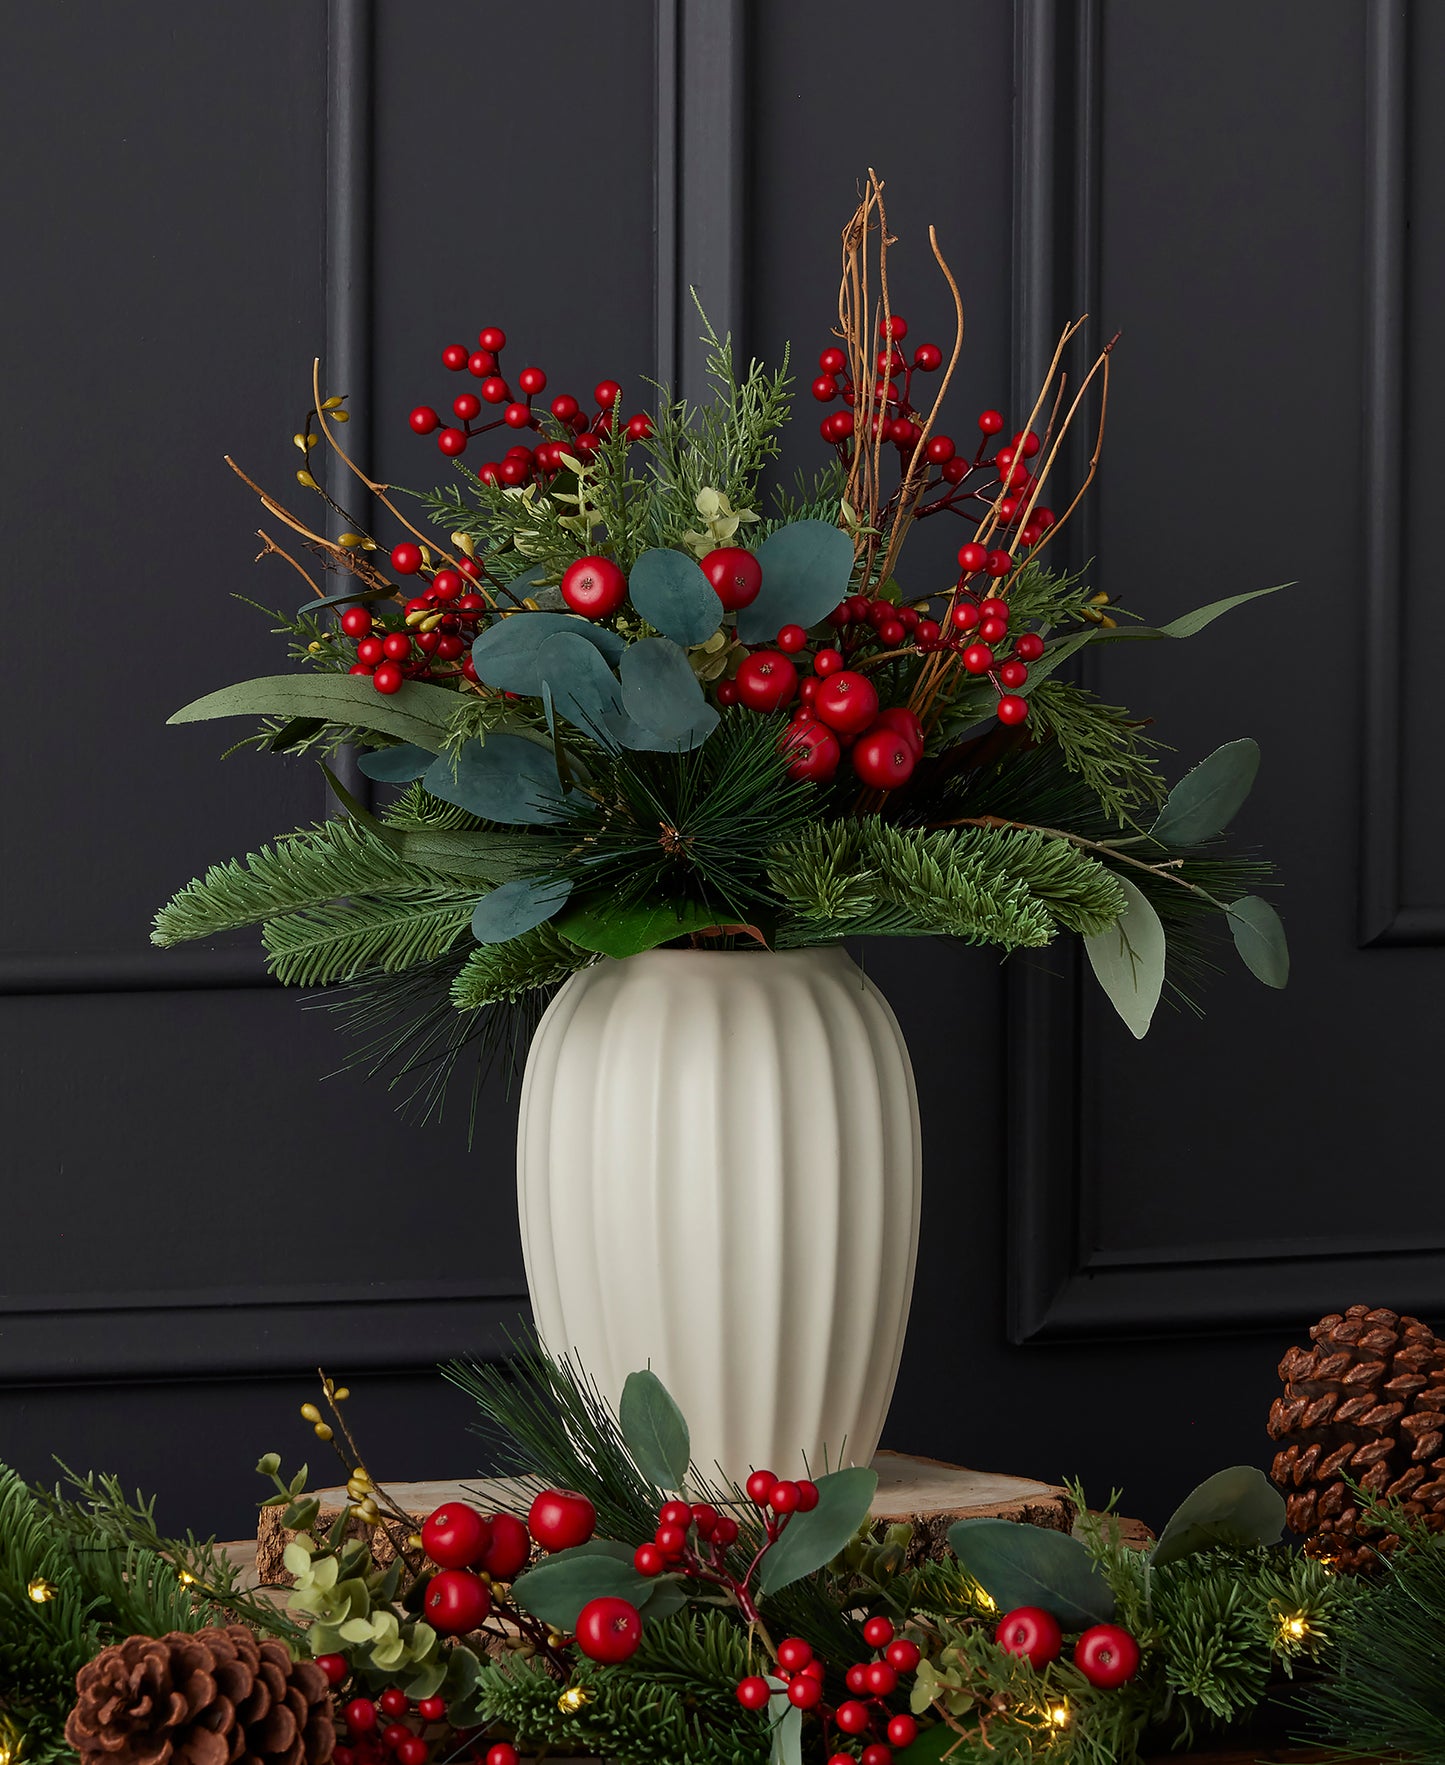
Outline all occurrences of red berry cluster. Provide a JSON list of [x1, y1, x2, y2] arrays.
[[336, 1686, 469, 1765], [814, 317, 1057, 553], [995, 1605, 1141, 1689], [735, 1613, 922, 1764], [341, 544, 491, 694], [632, 1474, 815, 1624], [942, 542, 1051, 727], [409, 323, 651, 485]]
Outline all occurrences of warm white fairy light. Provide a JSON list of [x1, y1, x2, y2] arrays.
[[1278, 1611, 1309, 1642], [1050, 1703, 1070, 1727]]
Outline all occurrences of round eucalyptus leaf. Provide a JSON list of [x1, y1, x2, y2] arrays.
[[470, 876, 573, 944], [628, 548, 722, 646], [735, 519, 856, 644], [423, 734, 569, 825], [471, 611, 624, 695], [619, 637, 719, 749], [537, 630, 625, 741], [356, 743, 435, 784]]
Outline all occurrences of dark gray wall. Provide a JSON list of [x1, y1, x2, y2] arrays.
[[2, 0, 1436, 1544]]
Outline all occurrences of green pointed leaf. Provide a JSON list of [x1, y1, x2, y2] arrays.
[[1093, 583, 1291, 641], [555, 896, 722, 960], [629, 548, 722, 646], [769, 1705, 803, 1765], [736, 521, 855, 644], [470, 876, 573, 944], [947, 1518, 1116, 1628], [639, 1575, 690, 1620], [1150, 1465, 1285, 1568], [169, 673, 457, 749], [758, 1467, 878, 1595], [894, 1724, 960, 1765], [267, 716, 327, 754], [295, 584, 392, 618], [358, 743, 435, 784], [423, 734, 570, 826], [619, 637, 719, 749], [1084, 873, 1165, 1039], [619, 1369, 691, 1491], [1149, 739, 1260, 846], [510, 1546, 656, 1630], [1227, 896, 1289, 988], [471, 611, 624, 694]]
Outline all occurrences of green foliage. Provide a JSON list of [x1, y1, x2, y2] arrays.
[[450, 925, 594, 1009], [262, 889, 477, 987], [1024, 679, 1168, 825], [770, 819, 1124, 949]]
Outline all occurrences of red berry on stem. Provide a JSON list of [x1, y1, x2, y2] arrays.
[[985, 549, 1013, 577], [396, 1738, 428, 1765], [716, 680, 739, 706], [820, 346, 847, 373], [925, 434, 956, 464], [864, 1661, 898, 1695], [518, 366, 546, 394], [979, 616, 1008, 644], [575, 1595, 644, 1665], [962, 644, 994, 674], [421, 1503, 491, 1570], [860, 1749, 891, 1765], [348, 662, 373, 677], [1074, 1623, 1141, 1689], [880, 313, 908, 339], [468, 350, 496, 378], [453, 392, 481, 422], [846, 1663, 870, 1693], [745, 1470, 776, 1505], [430, 569, 462, 601], [594, 379, 621, 408], [383, 1725, 411, 1752], [770, 1480, 802, 1514], [776, 1637, 813, 1672], [423, 1568, 490, 1633], [917, 618, 941, 646], [787, 1676, 823, 1710], [659, 1499, 692, 1528], [486, 1749, 519, 1765], [654, 1524, 687, 1557], [978, 598, 1009, 621], [796, 1479, 820, 1511], [382, 632, 412, 662], [878, 617, 906, 646], [476, 462, 500, 486], [340, 605, 372, 638], [416, 1697, 446, 1723], [409, 406, 439, 435], [344, 1700, 377, 1734], [950, 602, 980, 633], [1013, 428, 1041, 457], [957, 541, 988, 573], [852, 726, 916, 790], [888, 1715, 919, 1748], [497, 458, 529, 487], [528, 1488, 596, 1552], [913, 342, 943, 370], [1015, 631, 1045, 661], [390, 543, 422, 575], [735, 651, 797, 713], [737, 1676, 771, 1711], [776, 623, 807, 653], [480, 1510, 530, 1581], [863, 1614, 895, 1648], [478, 326, 506, 352], [701, 547, 763, 610], [835, 1701, 871, 1735], [317, 1654, 348, 1686], [442, 344, 468, 371], [813, 671, 879, 737], [886, 1637, 922, 1673], [813, 374, 840, 402], [634, 1543, 666, 1575], [480, 376, 510, 405], [504, 403, 532, 428], [437, 428, 467, 456], [996, 694, 1029, 725], [978, 408, 1005, 434], [999, 660, 1028, 689], [560, 556, 627, 620], [356, 637, 385, 667], [814, 647, 843, 676], [627, 412, 654, 440], [551, 393, 580, 423], [783, 717, 840, 783]]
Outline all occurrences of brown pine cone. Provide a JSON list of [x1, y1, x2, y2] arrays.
[[1267, 1303, 1445, 1571], [65, 1624, 335, 1765]]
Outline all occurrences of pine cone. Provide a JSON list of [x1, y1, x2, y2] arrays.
[[1267, 1304, 1445, 1570], [65, 1624, 335, 1765]]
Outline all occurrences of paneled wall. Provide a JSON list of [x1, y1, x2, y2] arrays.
[[2, 0, 1434, 1542]]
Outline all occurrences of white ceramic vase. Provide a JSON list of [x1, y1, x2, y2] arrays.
[[516, 946, 922, 1485]]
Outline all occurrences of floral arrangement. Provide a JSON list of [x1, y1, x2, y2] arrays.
[[152, 175, 1287, 1112]]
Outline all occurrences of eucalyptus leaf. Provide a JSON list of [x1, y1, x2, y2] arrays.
[[423, 734, 570, 825], [629, 548, 723, 646], [470, 876, 573, 944], [169, 673, 456, 750], [619, 1369, 691, 1491], [758, 1467, 878, 1595], [1149, 739, 1260, 846], [1150, 1465, 1286, 1568], [1092, 583, 1291, 641], [471, 611, 624, 694], [555, 897, 724, 960], [947, 1518, 1116, 1628], [619, 638, 719, 749], [537, 630, 626, 740], [1227, 896, 1289, 988], [510, 1547, 656, 1630], [736, 520, 856, 644], [639, 1576, 690, 1620], [769, 1705, 803, 1765], [1083, 873, 1165, 1039], [357, 743, 436, 784], [295, 584, 392, 618]]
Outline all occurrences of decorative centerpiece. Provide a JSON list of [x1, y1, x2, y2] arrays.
[[155, 175, 1287, 1482]]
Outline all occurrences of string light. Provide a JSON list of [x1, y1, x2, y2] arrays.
[[27, 1577, 57, 1603], [1277, 1612, 1310, 1643], [557, 1685, 591, 1714], [1050, 1704, 1070, 1728]]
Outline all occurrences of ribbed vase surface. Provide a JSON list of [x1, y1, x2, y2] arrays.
[[516, 946, 922, 1485]]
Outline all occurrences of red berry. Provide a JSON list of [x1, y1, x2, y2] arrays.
[[917, 618, 941, 646], [348, 662, 373, 677], [517, 366, 546, 395], [860, 1747, 891, 1765], [961, 644, 994, 675], [878, 618, 906, 646], [575, 1595, 643, 1665], [659, 1499, 692, 1528], [1015, 632, 1044, 661], [880, 313, 908, 340], [435, 633, 464, 661], [846, 1663, 870, 1693], [716, 679, 740, 706], [627, 412, 654, 440], [427, 570, 459, 602], [925, 434, 956, 464], [913, 343, 943, 370], [416, 1697, 446, 1723], [813, 374, 840, 402], [594, 379, 621, 408], [382, 1726, 411, 1752], [497, 458, 529, 487], [985, 549, 1013, 577], [835, 1701, 871, 1735], [820, 346, 847, 374], [782, 718, 840, 783], [691, 1504, 719, 1536], [396, 1739, 428, 1765], [735, 651, 797, 714], [478, 326, 506, 352], [776, 1637, 812, 1672], [504, 402, 531, 428], [1074, 1622, 1140, 1689], [480, 376, 510, 405], [437, 428, 467, 456], [996, 694, 1029, 724], [550, 393, 580, 422], [442, 344, 468, 371], [798, 676, 819, 705], [317, 1654, 348, 1686], [453, 392, 481, 422], [950, 601, 980, 632], [978, 598, 1009, 621], [356, 637, 385, 666], [468, 351, 497, 378], [479, 1511, 530, 1581], [796, 1479, 820, 1512], [421, 1503, 491, 1570], [339, 605, 372, 638], [862, 1615, 895, 1648], [852, 726, 916, 790], [814, 647, 843, 675], [390, 543, 422, 575], [745, 1470, 777, 1505], [813, 670, 879, 736], [978, 408, 1005, 434], [634, 1543, 666, 1575], [382, 632, 412, 662], [776, 623, 807, 653], [957, 541, 988, 573], [1013, 428, 1041, 457], [863, 1660, 898, 1695], [560, 556, 627, 620], [344, 1700, 377, 1735], [487, 1749, 519, 1765], [713, 1515, 740, 1546], [737, 1675, 772, 1711], [527, 1488, 596, 1552], [423, 1568, 490, 1633], [787, 1676, 824, 1710], [654, 1524, 688, 1557], [770, 1480, 802, 1514], [886, 1638, 921, 1673], [409, 406, 439, 435], [378, 1688, 408, 1714], [999, 660, 1028, 689], [701, 547, 763, 610], [979, 616, 1008, 644], [888, 1715, 919, 1748]]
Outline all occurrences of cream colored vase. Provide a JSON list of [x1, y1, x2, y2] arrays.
[[516, 946, 922, 1485]]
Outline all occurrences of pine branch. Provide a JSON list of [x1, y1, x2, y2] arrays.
[[1023, 679, 1168, 825], [261, 890, 477, 986], [450, 926, 594, 1009]]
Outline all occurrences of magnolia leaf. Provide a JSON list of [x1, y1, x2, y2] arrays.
[[1150, 1465, 1285, 1568], [758, 1467, 878, 1595], [736, 520, 856, 643], [537, 630, 625, 740], [619, 638, 719, 749], [619, 1369, 691, 1491], [423, 734, 569, 826], [555, 897, 722, 960], [295, 584, 391, 617], [470, 877, 573, 944], [947, 1518, 1116, 1629], [1227, 896, 1289, 988], [267, 716, 326, 753], [471, 611, 624, 694], [510, 1547, 656, 1630], [1094, 583, 1291, 641], [1083, 873, 1165, 1039], [1149, 739, 1260, 846], [629, 548, 723, 646], [169, 673, 456, 750], [357, 743, 435, 784]]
